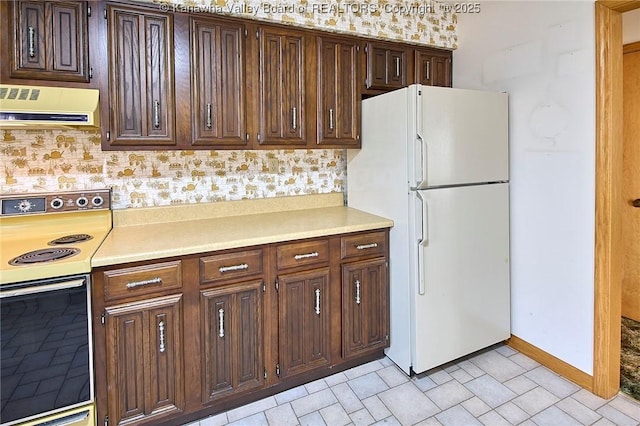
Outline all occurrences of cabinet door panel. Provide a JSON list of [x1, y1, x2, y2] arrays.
[[17, 2, 46, 70], [317, 37, 359, 146], [342, 259, 388, 359], [431, 55, 452, 87], [50, 3, 82, 74], [415, 50, 452, 87], [108, 6, 174, 146], [191, 18, 245, 147], [258, 27, 305, 146], [278, 268, 330, 378], [201, 281, 264, 403], [365, 43, 406, 90]]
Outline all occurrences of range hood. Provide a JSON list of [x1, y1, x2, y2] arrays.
[[0, 84, 99, 128]]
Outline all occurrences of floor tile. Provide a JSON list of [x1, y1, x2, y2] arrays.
[[435, 405, 482, 426], [413, 375, 438, 392], [227, 412, 268, 426], [464, 374, 517, 408], [199, 412, 228, 426], [378, 382, 441, 424], [331, 382, 365, 414], [449, 368, 474, 384], [607, 394, 640, 421], [348, 372, 390, 400], [508, 353, 541, 371], [264, 403, 298, 426], [469, 350, 526, 382], [596, 404, 639, 426], [495, 345, 518, 357], [344, 360, 385, 380], [592, 417, 620, 426], [324, 371, 349, 387], [305, 378, 328, 394], [555, 397, 602, 425], [226, 396, 277, 422], [274, 384, 309, 405], [376, 365, 409, 388], [503, 375, 538, 395], [461, 396, 492, 417], [512, 387, 560, 416], [478, 410, 512, 426], [571, 388, 610, 411], [291, 388, 338, 417], [494, 401, 529, 424], [457, 360, 486, 378], [524, 366, 581, 398], [425, 380, 474, 410], [299, 411, 327, 426], [362, 395, 392, 421], [428, 369, 454, 385], [319, 402, 351, 426], [414, 417, 444, 426], [371, 416, 401, 425], [531, 405, 583, 426], [350, 408, 375, 426]]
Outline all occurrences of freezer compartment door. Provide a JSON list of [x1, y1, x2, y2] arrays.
[[414, 86, 509, 188], [412, 183, 510, 373]]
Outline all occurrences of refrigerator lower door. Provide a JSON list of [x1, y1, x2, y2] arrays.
[[411, 183, 511, 374]]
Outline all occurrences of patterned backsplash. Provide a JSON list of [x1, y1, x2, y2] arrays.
[[0, 130, 346, 210], [157, 0, 458, 49]]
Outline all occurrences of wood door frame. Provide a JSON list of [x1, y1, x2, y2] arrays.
[[593, 0, 640, 399]]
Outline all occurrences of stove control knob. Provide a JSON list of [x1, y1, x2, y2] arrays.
[[91, 195, 104, 207], [50, 198, 64, 210], [16, 199, 33, 212], [76, 196, 89, 208]]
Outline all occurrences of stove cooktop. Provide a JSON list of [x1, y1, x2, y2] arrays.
[[0, 189, 112, 285]]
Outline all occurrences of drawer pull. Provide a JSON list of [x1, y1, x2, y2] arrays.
[[158, 320, 166, 353], [219, 263, 249, 273], [294, 252, 319, 260], [355, 279, 361, 305], [218, 308, 225, 338], [126, 277, 162, 289], [314, 288, 321, 315], [356, 243, 378, 250]]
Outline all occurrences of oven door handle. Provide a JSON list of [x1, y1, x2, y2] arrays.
[[0, 278, 85, 298]]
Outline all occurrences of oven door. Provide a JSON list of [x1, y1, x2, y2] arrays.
[[0, 275, 93, 426]]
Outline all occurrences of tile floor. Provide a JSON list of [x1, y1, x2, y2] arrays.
[[186, 344, 640, 426]]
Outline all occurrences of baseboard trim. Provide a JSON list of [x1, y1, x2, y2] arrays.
[[507, 335, 594, 391]]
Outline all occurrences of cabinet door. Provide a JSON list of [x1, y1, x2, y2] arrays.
[[107, 5, 175, 146], [365, 43, 406, 90], [190, 18, 246, 147], [342, 259, 389, 359], [105, 294, 184, 425], [257, 26, 306, 146], [316, 37, 360, 147], [201, 281, 264, 402], [278, 268, 331, 378], [11, 1, 89, 81], [415, 50, 452, 87]]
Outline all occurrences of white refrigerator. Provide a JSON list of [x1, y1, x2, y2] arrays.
[[347, 84, 510, 375]]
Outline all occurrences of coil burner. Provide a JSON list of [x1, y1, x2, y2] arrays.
[[9, 248, 80, 265], [48, 234, 93, 245]]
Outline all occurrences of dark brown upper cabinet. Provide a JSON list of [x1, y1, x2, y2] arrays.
[[256, 26, 306, 147], [365, 41, 407, 91], [106, 4, 175, 147], [415, 48, 452, 87], [315, 36, 360, 148], [8, 1, 89, 82], [190, 17, 247, 148]]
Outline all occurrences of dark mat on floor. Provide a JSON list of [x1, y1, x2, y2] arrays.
[[621, 316, 640, 401]]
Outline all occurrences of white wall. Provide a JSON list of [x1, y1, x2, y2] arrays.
[[453, 1, 596, 374], [623, 8, 640, 44]]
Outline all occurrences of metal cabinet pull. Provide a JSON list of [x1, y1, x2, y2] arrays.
[[206, 103, 212, 129], [294, 252, 319, 260], [158, 321, 166, 353], [329, 108, 334, 130], [632, 198, 640, 208], [395, 57, 400, 77], [356, 243, 378, 250], [355, 279, 361, 305], [126, 277, 162, 289], [425, 61, 430, 80], [28, 27, 36, 58], [219, 263, 249, 273], [153, 100, 160, 128], [292, 107, 297, 130], [314, 288, 321, 315], [218, 308, 225, 337]]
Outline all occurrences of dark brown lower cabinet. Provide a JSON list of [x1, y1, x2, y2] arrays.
[[201, 280, 265, 402], [342, 258, 389, 359], [104, 294, 184, 425], [277, 268, 331, 378]]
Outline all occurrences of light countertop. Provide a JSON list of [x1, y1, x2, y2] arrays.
[[92, 193, 393, 267]]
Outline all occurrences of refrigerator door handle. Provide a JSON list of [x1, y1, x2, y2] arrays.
[[415, 91, 426, 187], [417, 192, 428, 295]]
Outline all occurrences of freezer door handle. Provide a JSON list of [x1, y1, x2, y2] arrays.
[[417, 193, 428, 295]]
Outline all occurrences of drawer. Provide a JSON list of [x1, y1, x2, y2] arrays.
[[103, 260, 182, 301], [200, 249, 263, 284], [277, 239, 329, 270], [341, 231, 387, 260]]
